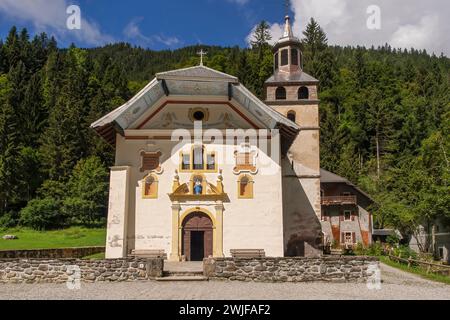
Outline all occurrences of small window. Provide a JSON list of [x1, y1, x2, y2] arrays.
[[206, 153, 216, 171], [280, 49, 288, 66], [193, 111, 205, 121], [291, 49, 299, 66], [181, 154, 190, 170], [287, 111, 296, 123], [343, 232, 354, 244], [193, 146, 204, 170], [275, 87, 286, 100], [298, 86, 309, 100], [274, 53, 279, 70], [143, 174, 158, 199], [238, 175, 253, 199], [344, 211, 352, 221]]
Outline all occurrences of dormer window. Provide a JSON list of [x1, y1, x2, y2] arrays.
[[276, 87, 287, 100]]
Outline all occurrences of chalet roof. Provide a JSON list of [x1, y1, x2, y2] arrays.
[[91, 65, 300, 145], [320, 169, 374, 203], [265, 71, 319, 84], [320, 169, 349, 183]]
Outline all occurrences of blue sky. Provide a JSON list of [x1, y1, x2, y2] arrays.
[[0, 0, 449, 55], [0, 0, 288, 49]]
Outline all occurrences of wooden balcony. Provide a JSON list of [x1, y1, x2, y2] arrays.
[[321, 195, 357, 206]]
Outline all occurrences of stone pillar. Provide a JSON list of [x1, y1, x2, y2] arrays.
[[105, 166, 131, 259], [170, 203, 181, 261], [214, 203, 225, 257]]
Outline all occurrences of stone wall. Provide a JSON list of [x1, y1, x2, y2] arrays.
[[0, 246, 105, 259], [203, 256, 379, 283], [0, 258, 163, 284]]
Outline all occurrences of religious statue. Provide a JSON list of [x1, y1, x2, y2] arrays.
[[194, 179, 203, 195]]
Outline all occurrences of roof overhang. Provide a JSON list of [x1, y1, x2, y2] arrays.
[[91, 66, 300, 146]]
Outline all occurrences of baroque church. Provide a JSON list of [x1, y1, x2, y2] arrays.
[[92, 15, 324, 260]]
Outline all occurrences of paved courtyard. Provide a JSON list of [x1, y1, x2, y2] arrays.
[[0, 264, 449, 300]]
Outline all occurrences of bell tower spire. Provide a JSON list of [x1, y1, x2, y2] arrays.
[[283, 15, 294, 39]]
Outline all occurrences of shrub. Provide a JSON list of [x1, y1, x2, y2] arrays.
[[386, 234, 400, 246], [0, 212, 18, 229], [354, 242, 384, 256], [19, 198, 67, 230], [393, 245, 418, 259]]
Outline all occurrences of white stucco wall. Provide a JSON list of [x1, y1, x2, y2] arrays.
[[112, 133, 284, 258]]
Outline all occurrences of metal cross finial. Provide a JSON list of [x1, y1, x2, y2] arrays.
[[285, 0, 290, 16], [197, 49, 207, 66]]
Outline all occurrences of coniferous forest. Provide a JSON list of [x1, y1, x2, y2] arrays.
[[0, 20, 448, 252]]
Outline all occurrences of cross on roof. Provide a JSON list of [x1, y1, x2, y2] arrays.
[[197, 49, 207, 66]]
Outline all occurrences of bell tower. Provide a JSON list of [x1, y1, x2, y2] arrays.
[[265, 14, 322, 257]]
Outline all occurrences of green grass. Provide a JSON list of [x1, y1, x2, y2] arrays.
[[82, 252, 106, 260], [380, 256, 450, 285], [0, 227, 106, 250]]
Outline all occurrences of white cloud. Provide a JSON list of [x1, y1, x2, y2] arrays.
[[0, 0, 113, 46], [247, 0, 450, 56], [123, 17, 181, 48], [390, 15, 441, 52], [226, 0, 250, 5]]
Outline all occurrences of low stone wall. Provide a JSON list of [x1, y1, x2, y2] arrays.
[[0, 258, 163, 284], [203, 256, 379, 283], [0, 246, 106, 259]]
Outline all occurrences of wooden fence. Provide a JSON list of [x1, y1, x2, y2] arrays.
[[388, 254, 450, 276]]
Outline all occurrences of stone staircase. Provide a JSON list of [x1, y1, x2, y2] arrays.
[[156, 261, 208, 282]]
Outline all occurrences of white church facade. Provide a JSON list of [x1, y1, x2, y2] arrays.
[[92, 16, 323, 261]]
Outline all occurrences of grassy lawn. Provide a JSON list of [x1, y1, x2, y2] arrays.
[[83, 252, 106, 260], [380, 256, 450, 285], [0, 227, 106, 250]]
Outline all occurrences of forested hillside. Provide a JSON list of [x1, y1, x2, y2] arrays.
[[0, 21, 448, 251]]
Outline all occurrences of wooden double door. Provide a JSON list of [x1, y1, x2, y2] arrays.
[[182, 212, 213, 261]]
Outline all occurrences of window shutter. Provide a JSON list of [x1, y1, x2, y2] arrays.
[[341, 233, 345, 244], [352, 233, 356, 244]]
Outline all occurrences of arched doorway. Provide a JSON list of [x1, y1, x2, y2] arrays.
[[182, 212, 213, 261]]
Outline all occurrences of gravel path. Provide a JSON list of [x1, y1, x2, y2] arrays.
[[0, 263, 448, 300]]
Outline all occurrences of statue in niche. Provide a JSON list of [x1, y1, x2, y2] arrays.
[[194, 179, 203, 195]]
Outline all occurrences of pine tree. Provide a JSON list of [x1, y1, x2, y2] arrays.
[[22, 72, 46, 147], [0, 40, 6, 73], [302, 18, 328, 67], [4, 26, 20, 69], [250, 21, 272, 60], [40, 47, 89, 180], [0, 75, 21, 214]]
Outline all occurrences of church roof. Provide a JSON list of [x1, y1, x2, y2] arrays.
[[265, 71, 319, 84], [91, 65, 300, 145], [156, 65, 238, 83]]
